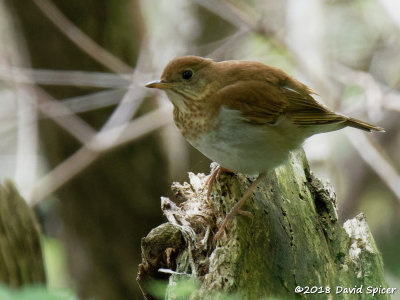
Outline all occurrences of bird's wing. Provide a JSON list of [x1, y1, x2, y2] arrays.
[[213, 80, 346, 126], [282, 85, 347, 125], [213, 81, 287, 125]]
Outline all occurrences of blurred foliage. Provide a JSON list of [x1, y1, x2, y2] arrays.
[[147, 278, 197, 300], [0, 285, 75, 300], [42, 237, 68, 290], [147, 278, 286, 300], [0, 238, 74, 300], [146, 278, 294, 300], [245, 34, 294, 73]]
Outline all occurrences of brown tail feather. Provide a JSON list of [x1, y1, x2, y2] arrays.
[[345, 117, 385, 132]]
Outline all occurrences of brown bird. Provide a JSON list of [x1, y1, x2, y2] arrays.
[[146, 56, 384, 243]]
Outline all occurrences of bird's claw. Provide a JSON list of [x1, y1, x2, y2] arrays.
[[238, 210, 253, 219], [205, 166, 233, 199], [212, 173, 266, 245], [205, 167, 221, 199]]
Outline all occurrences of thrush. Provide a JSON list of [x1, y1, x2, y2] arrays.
[[146, 56, 384, 243]]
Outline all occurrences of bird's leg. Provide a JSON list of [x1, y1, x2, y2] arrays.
[[213, 172, 267, 244], [205, 166, 233, 199]]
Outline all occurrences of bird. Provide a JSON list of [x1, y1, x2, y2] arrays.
[[146, 55, 384, 244]]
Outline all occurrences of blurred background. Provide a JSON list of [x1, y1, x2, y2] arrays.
[[0, 0, 399, 299]]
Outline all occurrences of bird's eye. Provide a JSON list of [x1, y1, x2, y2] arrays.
[[182, 69, 193, 80]]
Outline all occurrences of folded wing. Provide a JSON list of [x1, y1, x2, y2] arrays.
[[212, 79, 383, 132]]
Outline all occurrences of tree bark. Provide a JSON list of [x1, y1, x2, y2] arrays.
[[0, 180, 46, 286], [139, 149, 388, 300]]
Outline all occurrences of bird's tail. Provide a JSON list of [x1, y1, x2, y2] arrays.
[[345, 117, 385, 132]]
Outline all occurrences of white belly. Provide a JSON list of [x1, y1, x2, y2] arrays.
[[187, 107, 306, 175]]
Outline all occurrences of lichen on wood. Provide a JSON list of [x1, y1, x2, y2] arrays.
[[138, 149, 388, 300]]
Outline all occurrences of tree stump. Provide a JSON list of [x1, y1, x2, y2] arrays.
[[138, 150, 388, 300]]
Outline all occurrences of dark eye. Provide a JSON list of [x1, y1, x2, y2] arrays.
[[182, 69, 193, 80]]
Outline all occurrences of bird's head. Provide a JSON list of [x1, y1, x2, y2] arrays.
[[146, 56, 217, 108]]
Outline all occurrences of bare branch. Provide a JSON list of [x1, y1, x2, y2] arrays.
[[0, 89, 128, 138], [203, 29, 250, 60], [14, 84, 39, 200], [98, 46, 151, 134], [192, 0, 285, 47], [193, 0, 256, 34], [0, 65, 131, 87], [34, 86, 97, 144], [28, 105, 173, 206], [33, 0, 133, 74], [1, 60, 96, 149], [345, 130, 400, 202], [333, 63, 384, 121], [93, 104, 173, 151], [60, 89, 127, 113]]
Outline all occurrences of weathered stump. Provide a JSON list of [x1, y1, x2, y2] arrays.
[[138, 150, 388, 300]]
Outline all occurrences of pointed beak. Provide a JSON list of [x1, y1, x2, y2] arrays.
[[145, 80, 172, 89]]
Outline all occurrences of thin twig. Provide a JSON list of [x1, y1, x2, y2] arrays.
[[14, 83, 39, 200], [0, 65, 131, 87], [0, 89, 128, 136], [98, 46, 150, 134], [333, 63, 384, 121], [60, 89, 127, 113], [345, 131, 400, 202], [2, 61, 96, 147], [33, 0, 133, 74], [92, 104, 173, 151], [203, 29, 250, 60], [192, 0, 285, 48], [192, 0, 255, 32], [28, 105, 173, 206], [34, 86, 97, 144]]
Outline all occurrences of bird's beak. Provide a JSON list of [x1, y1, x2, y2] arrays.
[[145, 80, 172, 89]]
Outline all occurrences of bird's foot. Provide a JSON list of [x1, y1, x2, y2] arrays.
[[205, 166, 233, 199], [237, 210, 253, 219], [213, 200, 254, 244], [213, 173, 266, 245]]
